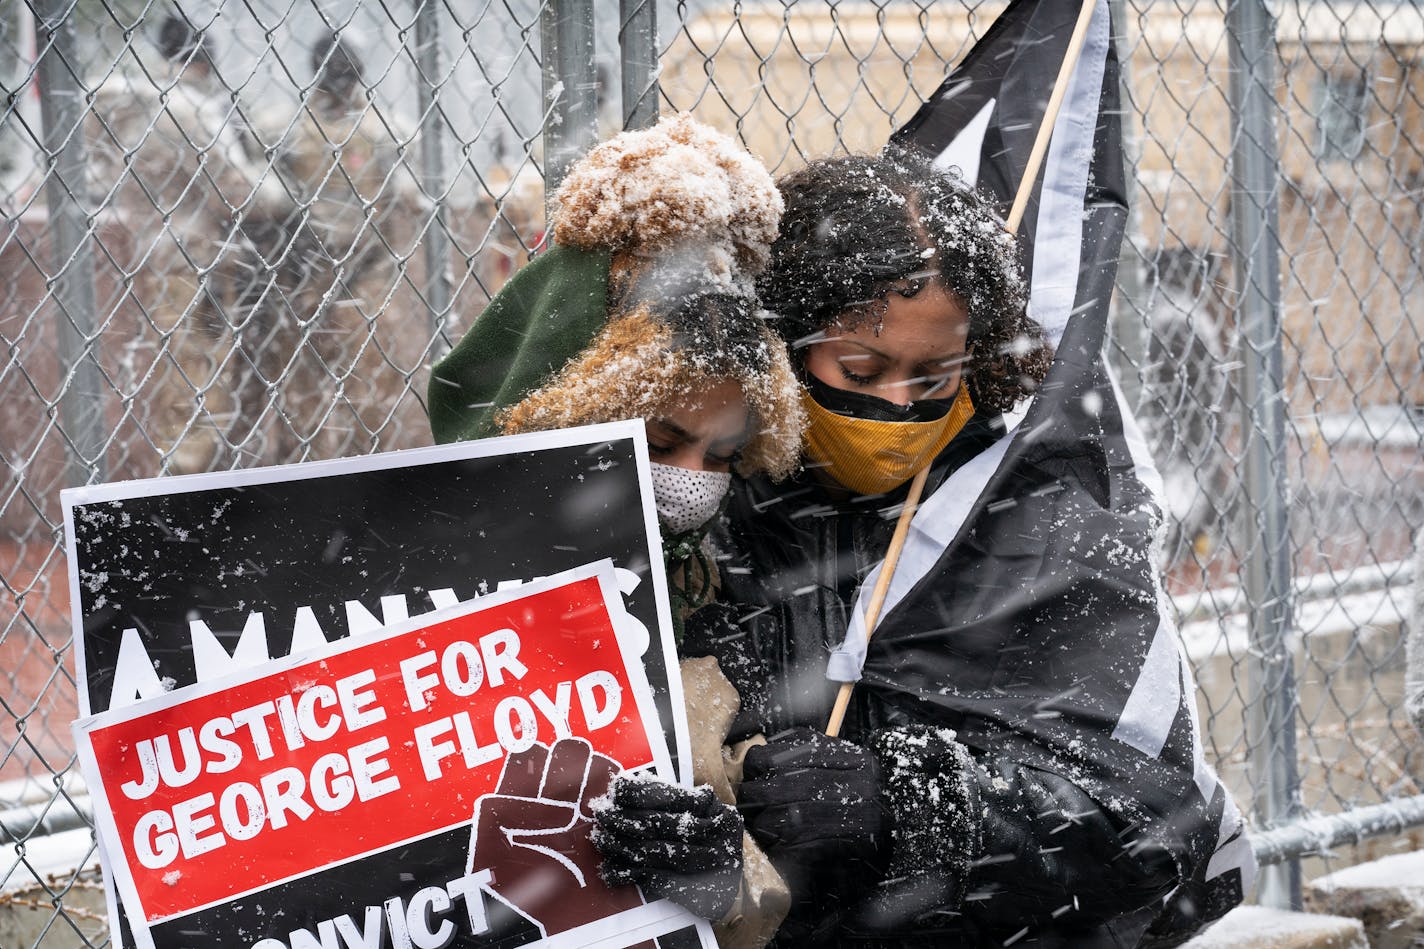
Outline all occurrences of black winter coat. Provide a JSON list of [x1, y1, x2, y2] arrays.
[[714, 412, 1184, 948]]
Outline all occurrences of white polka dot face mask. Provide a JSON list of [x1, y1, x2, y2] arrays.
[[649, 462, 733, 535]]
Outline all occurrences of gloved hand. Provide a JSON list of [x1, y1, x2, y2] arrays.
[[680, 603, 769, 741], [740, 723, 882, 940], [591, 775, 744, 920], [740, 723, 882, 877]]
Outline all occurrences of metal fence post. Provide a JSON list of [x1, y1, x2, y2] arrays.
[[540, 0, 598, 199], [413, 0, 453, 346], [619, 0, 658, 131], [1226, 0, 1300, 910], [33, 0, 106, 487]]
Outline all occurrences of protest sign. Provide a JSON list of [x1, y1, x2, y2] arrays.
[[76, 563, 696, 949], [62, 422, 711, 949]]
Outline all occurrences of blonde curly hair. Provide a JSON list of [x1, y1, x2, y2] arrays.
[[499, 115, 802, 479], [499, 300, 804, 481]]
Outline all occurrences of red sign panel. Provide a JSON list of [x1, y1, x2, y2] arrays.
[[79, 571, 656, 923]]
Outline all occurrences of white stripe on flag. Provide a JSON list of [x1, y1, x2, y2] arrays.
[[1110, 368, 1166, 503], [1206, 834, 1257, 888], [1108, 364, 1190, 758], [1111, 359, 1258, 887], [932, 97, 996, 187], [1028, 0, 1110, 347], [1180, 642, 1254, 898], [1111, 604, 1182, 757], [1179, 645, 1222, 803], [1205, 783, 1256, 889]]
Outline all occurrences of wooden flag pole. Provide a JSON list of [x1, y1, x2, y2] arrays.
[[825, 0, 1100, 738]]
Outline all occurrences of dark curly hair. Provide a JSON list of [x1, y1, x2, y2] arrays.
[[757, 150, 1051, 413]]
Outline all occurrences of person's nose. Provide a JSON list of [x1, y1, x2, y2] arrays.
[[878, 376, 916, 406], [663, 444, 709, 471]]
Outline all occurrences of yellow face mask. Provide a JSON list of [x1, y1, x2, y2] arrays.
[[800, 384, 975, 495]]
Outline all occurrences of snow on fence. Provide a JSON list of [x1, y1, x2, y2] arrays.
[[1, 0, 1422, 940]]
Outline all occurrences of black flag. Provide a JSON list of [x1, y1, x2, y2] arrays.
[[829, 0, 1255, 937]]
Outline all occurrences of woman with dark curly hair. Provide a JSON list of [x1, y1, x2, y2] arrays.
[[759, 152, 1051, 419], [702, 150, 1185, 948]]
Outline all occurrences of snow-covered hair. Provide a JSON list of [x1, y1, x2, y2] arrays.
[[499, 293, 804, 481], [552, 113, 783, 290], [759, 150, 1051, 413]]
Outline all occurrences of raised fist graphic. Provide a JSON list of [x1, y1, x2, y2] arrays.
[[468, 738, 651, 940]]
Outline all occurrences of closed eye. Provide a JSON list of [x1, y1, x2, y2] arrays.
[[837, 354, 880, 385], [919, 356, 967, 396], [646, 427, 686, 457], [839, 365, 878, 385]]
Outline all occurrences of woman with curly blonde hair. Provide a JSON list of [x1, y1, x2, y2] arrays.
[[429, 113, 801, 949]]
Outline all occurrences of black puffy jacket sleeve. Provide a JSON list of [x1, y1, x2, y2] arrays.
[[841, 725, 1179, 947]]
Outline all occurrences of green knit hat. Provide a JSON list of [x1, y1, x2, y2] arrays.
[[428, 243, 612, 444]]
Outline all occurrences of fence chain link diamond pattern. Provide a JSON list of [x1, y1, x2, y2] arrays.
[[1, 1, 1421, 943]]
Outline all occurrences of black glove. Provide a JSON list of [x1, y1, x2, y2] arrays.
[[680, 603, 769, 741], [847, 726, 1179, 944], [739, 726, 886, 857], [592, 776, 744, 920], [738, 727, 888, 940]]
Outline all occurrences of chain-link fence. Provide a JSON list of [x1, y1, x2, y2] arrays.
[[2, 0, 1422, 943]]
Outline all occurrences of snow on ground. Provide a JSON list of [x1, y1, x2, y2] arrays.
[[1309, 848, 1424, 894], [1183, 905, 1368, 949]]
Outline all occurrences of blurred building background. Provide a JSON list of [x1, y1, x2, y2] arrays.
[[1, 1, 1422, 942]]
